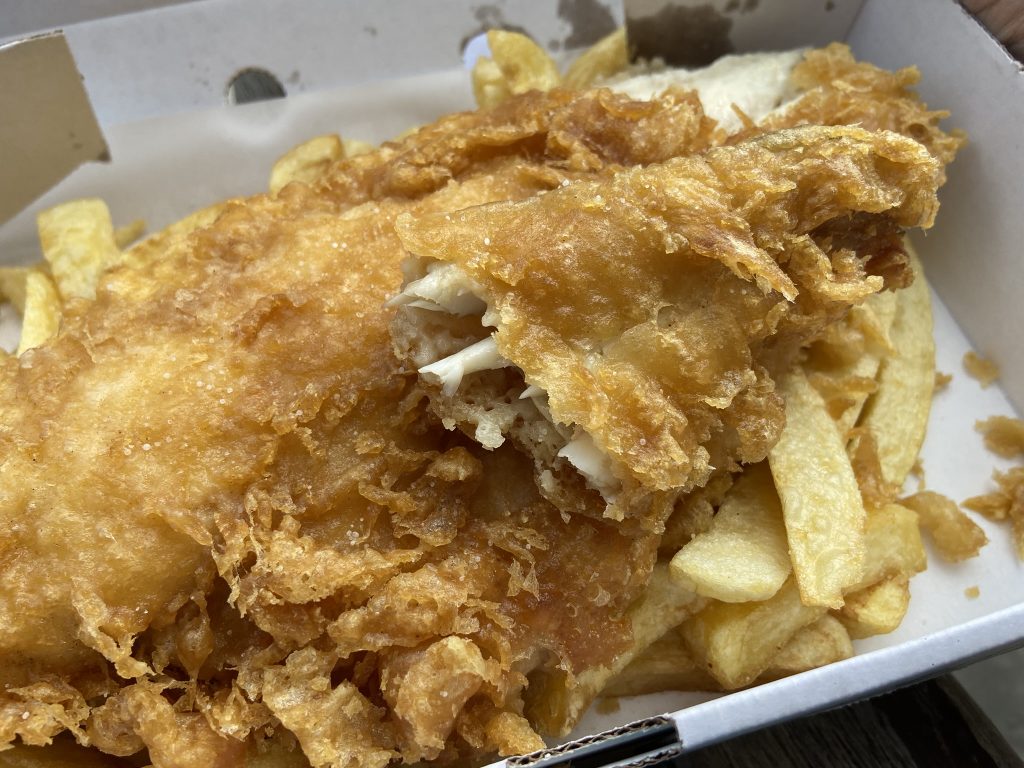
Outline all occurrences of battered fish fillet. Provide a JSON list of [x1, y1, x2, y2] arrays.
[[391, 43, 962, 527], [0, 87, 718, 766], [391, 125, 945, 525]]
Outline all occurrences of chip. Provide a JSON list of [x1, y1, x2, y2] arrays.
[[601, 631, 715, 696], [857, 249, 935, 487], [853, 502, 928, 591], [472, 30, 561, 109], [761, 615, 853, 681], [563, 29, 629, 90], [17, 271, 62, 354], [680, 579, 824, 690], [524, 564, 703, 736], [769, 367, 866, 608], [901, 491, 987, 562], [670, 462, 790, 603], [835, 576, 910, 639], [37, 198, 121, 301], [269, 134, 345, 195]]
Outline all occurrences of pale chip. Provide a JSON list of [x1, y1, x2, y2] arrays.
[[670, 463, 790, 603], [17, 271, 62, 355], [563, 28, 628, 90], [857, 248, 935, 487], [964, 586, 980, 600], [901, 491, 987, 562], [769, 367, 866, 608], [679, 578, 824, 690], [472, 30, 561, 109], [270, 134, 345, 195], [37, 198, 121, 301], [761, 615, 853, 681], [853, 502, 927, 592]]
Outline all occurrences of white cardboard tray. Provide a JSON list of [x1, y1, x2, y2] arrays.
[[0, 0, 1021, 760]]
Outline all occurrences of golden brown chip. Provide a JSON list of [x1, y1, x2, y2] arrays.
[[901, 491, 987, 562], [964, 586, 980, 600], [963, 350, 999, 387], [934, 370, 952, 390], [563, 29, 628, 90], [975, 415, 1024, 459]]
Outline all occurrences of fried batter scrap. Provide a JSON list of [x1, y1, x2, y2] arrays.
[[0, 86, 716, 766], [392, 125, 944, 525], [746, 43, 964, 171]]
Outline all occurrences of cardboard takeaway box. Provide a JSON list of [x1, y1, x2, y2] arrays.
[[0, 0, 1022, 763]]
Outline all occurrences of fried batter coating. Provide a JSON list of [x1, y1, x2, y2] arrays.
[[393, 126, 944, 525], [0, 86, 698, 766]]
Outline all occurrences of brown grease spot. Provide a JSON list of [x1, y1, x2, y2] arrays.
[[627, 4, 734, 67]]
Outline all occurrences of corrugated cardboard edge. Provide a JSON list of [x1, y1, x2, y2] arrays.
[[0, 32, 108, 225]]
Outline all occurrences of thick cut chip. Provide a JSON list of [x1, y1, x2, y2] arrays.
[[394, 125, 944, 527], [37, 199, 121, 301], [679, 578, 824, 690], [857, 249, 935, 487], [604, 613, 852, 696], [269, 134, 345, 195], [472, 30, 561, 109], [852, 502, 928, 592], [17, 271, 62, 354], [769, 367, 866, 608], [975, 416, 1024, 459], [835, 576, 910, 639], [563, 29, 628, 90], [524, 564, 703, 736], [761, 615, 853, 681], [901, 491, 987, 562], [670, 463, 790, 603], [602, 631, 716, 696]]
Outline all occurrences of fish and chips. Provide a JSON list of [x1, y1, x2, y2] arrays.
[[0, 31, 1008, 768]]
